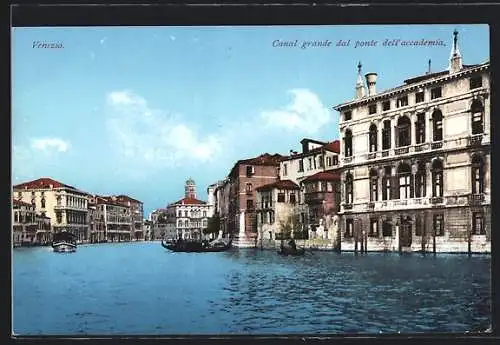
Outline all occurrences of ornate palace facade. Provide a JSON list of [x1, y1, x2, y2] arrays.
[[334, 31, 490, 253]]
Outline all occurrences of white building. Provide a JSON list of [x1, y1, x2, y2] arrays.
[[334, 30, 490, 253]]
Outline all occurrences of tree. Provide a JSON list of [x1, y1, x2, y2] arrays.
[[203, 214, 220, 235]]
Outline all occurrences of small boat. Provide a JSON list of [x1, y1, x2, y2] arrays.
[[51, 231, 77, 253], [161, 238, 232, 253], [278, 240, 306, 256]]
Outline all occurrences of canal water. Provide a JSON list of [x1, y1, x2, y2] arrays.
[[12, 241, 491, 335]]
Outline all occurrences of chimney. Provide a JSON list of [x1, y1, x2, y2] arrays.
[[365, 73, 377, 96]]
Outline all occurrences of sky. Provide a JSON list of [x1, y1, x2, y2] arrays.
[[11, 24, 489, 216]]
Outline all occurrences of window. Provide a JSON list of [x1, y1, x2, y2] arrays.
[[344, 129, 353, 157], [326, 157, 332, 167], [415, 162, 426, 198], [431, 87, 442, 99], [382, 220, 392, 237], [298, 160, 304, 172], [432, 110, 443, 141], [472, 212, 485, 235], [416, 91, 424, 103], [56, 213, 62, 224], [370, 169, 378, 202], [345, 173, 353, 204], [184, 211, 188, 217], [397, 116, 411, 147], [382, 120, 391, 150], [432, 160, 443, 198], [470, 76, 483, 89], [415, 113, 426, 144], [318, 156, 324, 168], [397, 95, 408, 108], [246, 166, 254, 177], [31, 198, 35, 205], [345, 219, 353, 238], [369, 218, 378, 237], [14, 211, 19, 223], [471, 99, 484, 135], [369, 104, 377, 114], [382, 166, 392, 201], [369, 124, 377, 152], [17, 192, 22, 199], [290, 193, 296, 204], [398, 163, 413, 199], [177, 220, 182, 227], [246, 183, 253, 193], [178, 211, 182, 217], [308, 158, 313, 170], [246, 199, 254, 209], [203, 211, 207, 217], [382, 100, 390, 111], [270, 212, 275, 224], [344, 111, 352, 121], [471, 155, 484, 194], [433, 214, 444, 236], [283, 164, 288, 176], [41, 198, 46, 208], [332, 156, 338, 165], [277, 193, 285, 203]]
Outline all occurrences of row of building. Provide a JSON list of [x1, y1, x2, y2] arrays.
[[12, 178, 146, 247], [200, 30, 490, 253]]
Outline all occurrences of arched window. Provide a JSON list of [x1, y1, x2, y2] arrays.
[[471, 154, 484, 194], [382, 120, 391, 150], [344, 129, 353, 157], [432, 159, 444, 197], [41, 198, 46, 208], [415, 162, 427, 198], [471, 99, 484, 135], [382, 166, 392, 200], [397, 163, 413, 199], [397, 116, 411, 147], [345, 173, 353, 204], [369, 124, 378, 152], [370, 168, 378, 201], [432, 110, 443, 141]]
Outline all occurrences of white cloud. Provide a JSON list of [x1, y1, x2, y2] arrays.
[[89, 51, 96, 60], [105, 90, 221, 167], [169, 35, 176, 41], [100, 37, 107, 45], [261, 89, 331, 134], [30, 137, 71, 153]]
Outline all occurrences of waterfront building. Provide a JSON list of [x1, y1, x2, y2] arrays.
[[87, 195, 106, 243], [35, 214, 52, 245], [255, 180, 300, 248], [164, 178, 212, 240], [213, 178, 231, 238], [279, 138, 340, 184], [113, 195, 144, 241], [13, 177, 89, 243], [95, 196, 132, 242], [334, 31, 490, 253], [143, 219, 152, 241], [219, 153, 283, 248], [12, 199, 39, 247]]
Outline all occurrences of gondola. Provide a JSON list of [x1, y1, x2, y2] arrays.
[[277, 240, 306, 256], [51, 231, 77, 253], [161, 238, 232, 253]]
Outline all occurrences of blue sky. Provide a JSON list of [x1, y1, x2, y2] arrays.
[[12, 25, 489, 216]]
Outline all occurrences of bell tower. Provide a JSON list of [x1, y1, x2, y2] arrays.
[[185, 178, 197, 199]]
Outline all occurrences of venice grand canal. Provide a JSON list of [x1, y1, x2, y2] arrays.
[[12, 241, 490, 335]]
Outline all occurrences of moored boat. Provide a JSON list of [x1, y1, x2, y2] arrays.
[[161, 238, 232, 253], [51, 231, 77, 253]]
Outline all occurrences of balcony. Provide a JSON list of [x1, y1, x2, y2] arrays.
[[367, 202, 375, 209], [343, 203, 353, 210], [381, 150, 389, 157], [344, 156, 353, 164], [469, 193, 485, 206], [430, 196, 444, 205], [414, 143, 429, 152], [246, 189, 252, 195], [304, 192, 327, 204], [367, 152, 376, 160], [469, 134, 483, 147], [394, 146, 409, 155], [431, 141, 443, 150]]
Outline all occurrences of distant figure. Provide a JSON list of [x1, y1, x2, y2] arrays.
[[288, 238, 297, 251]]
